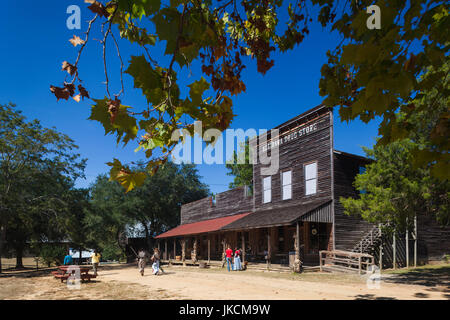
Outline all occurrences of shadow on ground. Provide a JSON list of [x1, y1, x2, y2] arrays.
[[382, 266, 450, 288], [354, 294, 397, 300]]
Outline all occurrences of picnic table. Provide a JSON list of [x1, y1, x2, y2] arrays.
[[51, 265, 97, 283]]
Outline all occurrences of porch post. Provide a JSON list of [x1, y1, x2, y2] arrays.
[[294, 221, 301, 273], [173, 238, 176, 262], [241, 232, 246, 264], [267, 228, 271, 270], [181, 237, 186, 266], [165, 239, 168, 261], [208, 237, 211, 264], [192, 238, 198, 263]]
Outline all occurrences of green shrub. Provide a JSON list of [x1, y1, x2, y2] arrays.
[[38, 244, 67, 267]]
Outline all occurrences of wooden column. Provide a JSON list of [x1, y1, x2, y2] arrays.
[[173, 238, 176, 262], [181, 238, 186, 266], [241, 233, 246, 264], [208, 237, 211, 264], [393, 230, 396, 269], [406, 217, 409, 268], [293, 221, 301, 273], [165, 240, 168, 261], [414, 215, 417, 267], [192, 238, 197, 263], [267, 228, 271, 270]]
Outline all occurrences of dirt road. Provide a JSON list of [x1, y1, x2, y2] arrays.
[[97, 265, 448, 300], [1, 264, 448, 300]]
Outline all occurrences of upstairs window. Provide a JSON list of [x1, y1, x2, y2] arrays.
[[282, 171, 292, 200], [304, 162, 317, 195], [263, 176, 271, 203]]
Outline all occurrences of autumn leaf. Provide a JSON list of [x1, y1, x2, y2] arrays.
[[69, 35, 85, 47], [61, 61, 77, 76], [85, 0, 110, 18], [78, 84, 90, 100], [73, 94, 81, 102], [50, 85, 70, 101]]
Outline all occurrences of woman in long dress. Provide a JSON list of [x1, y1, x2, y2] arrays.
[[151, 248, 161, 275], [233, 248, 242, 271], [137, 249, 146, 276]]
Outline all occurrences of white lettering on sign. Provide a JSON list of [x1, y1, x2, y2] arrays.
[[261, 122, 318, 153]]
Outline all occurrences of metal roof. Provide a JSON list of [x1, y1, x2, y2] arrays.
[[154, 212, 252, 239]]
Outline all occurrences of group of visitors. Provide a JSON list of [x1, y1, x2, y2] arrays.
[[63, 249, 102, 276], [137, 247, 163, 276], [225, 245, 243, 271]]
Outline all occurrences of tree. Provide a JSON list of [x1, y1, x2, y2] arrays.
[[89, 162, 209, 251], [340, 140, 449, 229], [226, 140, 253, 189], [317, 0, 449, 179], [0, 104, 86, 269], [51, 1, 449, 190]]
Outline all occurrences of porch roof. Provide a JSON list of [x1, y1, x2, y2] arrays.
[[221, 199, 332, 230], [154, 212, 252, 239]]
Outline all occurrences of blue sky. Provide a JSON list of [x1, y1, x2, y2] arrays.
[[1, 1, 380, 194]]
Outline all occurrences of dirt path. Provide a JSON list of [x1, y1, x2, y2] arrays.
[[1, 264, 448, 300], [98, 265, 448, 300]]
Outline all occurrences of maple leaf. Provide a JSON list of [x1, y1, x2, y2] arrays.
[[85, 0, 110, 18], [50, 85, 70, 101], [61, 61, 77, 76], [73, 94, 81, 102], [69, 35, 85, 47], [107, 98, 121, 124], [78, 84, 90, 100]]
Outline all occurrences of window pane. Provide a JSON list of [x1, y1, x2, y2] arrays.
[[305, 163, 317, 180], [305, 178, 317, 195], [282, 171, 291, 186], [282, 185, 292, 200], [263, 176, 271, 190], [264, 189, 271, 203]]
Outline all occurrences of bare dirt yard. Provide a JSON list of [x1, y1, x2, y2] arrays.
[[0, 263, 448, 300]]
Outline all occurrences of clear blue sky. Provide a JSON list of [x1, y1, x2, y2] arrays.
[[1, 1, 380, 194]]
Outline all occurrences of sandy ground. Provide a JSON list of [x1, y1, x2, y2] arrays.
[[1, 264, 448, 300]]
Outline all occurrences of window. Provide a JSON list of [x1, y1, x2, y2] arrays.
[[263, 176, 271, 203], [282, 170, 292, 200], [304, 162, 317, 195], [244, 184, 253, 197]]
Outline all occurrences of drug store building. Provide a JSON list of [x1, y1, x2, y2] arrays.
[[155, 104, 450, 269]]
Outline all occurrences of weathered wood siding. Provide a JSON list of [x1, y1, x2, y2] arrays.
[[180, 186, 253, 225], [417, 214, 450, 261], [253, 108, 333, 212], [333, 152, 373, 251]]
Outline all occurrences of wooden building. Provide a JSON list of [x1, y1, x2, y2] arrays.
[[155, 105, 450, 269]]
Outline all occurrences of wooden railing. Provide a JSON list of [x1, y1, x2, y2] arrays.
[[319, 250, 375, 274]]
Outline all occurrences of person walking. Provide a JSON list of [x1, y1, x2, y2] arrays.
[[225, 246, 233, 272], [91, 249, 101, 276], [151, 248, 161, 275], [233, 247, 242, 271], [137, 248, 147, 276]]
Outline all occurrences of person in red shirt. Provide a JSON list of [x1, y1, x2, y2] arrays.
[[225, 246, 233, 272]]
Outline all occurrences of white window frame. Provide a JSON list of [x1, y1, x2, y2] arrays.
[[281, 170, 292, 200], [262, 176, 271, 203], [304, 162, 318, 196]]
